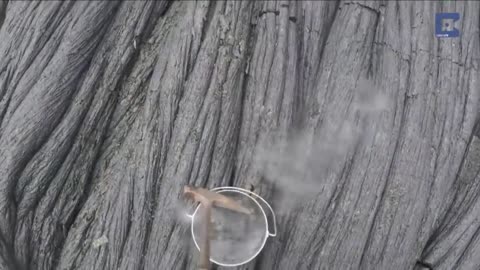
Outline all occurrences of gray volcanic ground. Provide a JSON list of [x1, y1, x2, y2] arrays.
[[0, 1, 479, 270]]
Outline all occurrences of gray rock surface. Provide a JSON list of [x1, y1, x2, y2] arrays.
[[0, 1, 479, 270]]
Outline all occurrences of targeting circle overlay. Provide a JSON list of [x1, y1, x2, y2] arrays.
[[190, 189, 269, 267]]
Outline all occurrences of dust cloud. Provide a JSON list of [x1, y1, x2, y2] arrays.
[[255, 78, 390, 214]]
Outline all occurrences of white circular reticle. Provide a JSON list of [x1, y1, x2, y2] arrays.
[[189, 187, 276, 267]]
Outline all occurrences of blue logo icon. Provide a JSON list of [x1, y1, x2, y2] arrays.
[[435, 13, 460, 38]]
